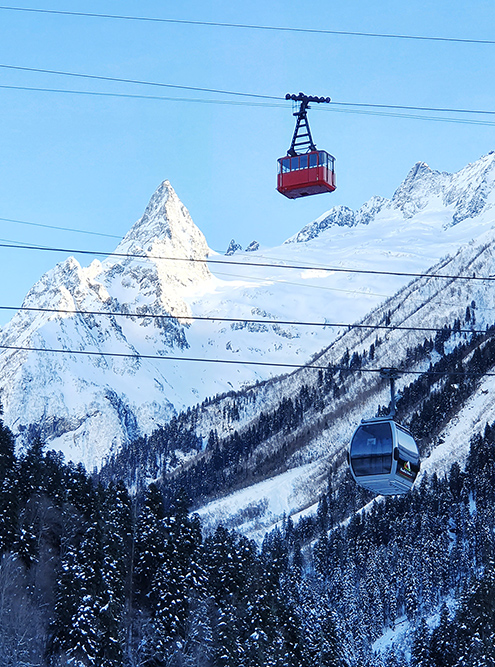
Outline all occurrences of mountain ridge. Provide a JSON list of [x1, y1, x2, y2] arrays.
[[286, 152, 495, 243]]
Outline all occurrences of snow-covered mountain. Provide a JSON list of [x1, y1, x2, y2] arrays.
[[287, 152, 495, 243], [2, 153, 495, 470]]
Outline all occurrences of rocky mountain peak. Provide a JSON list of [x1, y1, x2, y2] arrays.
[[114, 181, 210, 261], [110, 180, 211, 289], [284, 195, 389, 244]]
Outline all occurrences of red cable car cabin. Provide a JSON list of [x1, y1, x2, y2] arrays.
[[277, 150, 336, 199]]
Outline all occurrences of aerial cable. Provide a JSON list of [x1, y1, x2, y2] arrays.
[[1, 64, 495, 118], [0, 216, 122, 240], [1, 230, 487, 303], [0, 84, 285, 109], [0, 303, 491, 337], [0, 6, 494, 46], [0, 84, 493, 126], [325, 106, 495, 127], [0, 240, 494, 284], [0, 63, 281, 101], [329, 101, 495, 118], [0, 216, 491, 300], [0, 217, 490, 303], [1, 342, 494, 378], [0, 227, 390, 298], [212, 269, 393, 298], [206, 269, 495, 311]]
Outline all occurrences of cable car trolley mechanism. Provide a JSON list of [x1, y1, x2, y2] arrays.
[[348, 368, 421, 496], [277, 93, 336, 199]]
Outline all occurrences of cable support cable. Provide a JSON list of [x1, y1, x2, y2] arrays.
[[0, 342, 493, 378], [0, 240, 494, 284], [0, 83, 284, 108], [0, 229, 390, 299], [0, 303, 491, 338], [1, 64, 495, 118], [0, 83, 491, 127], [0, 216, 122, 240], [0, 63, 281, 101], [330, 101, 495, 117], [0, 6, 494, 45], [1, 84, 494, 126], [1, 217, 491, 305], [0, 231, 481, 305]]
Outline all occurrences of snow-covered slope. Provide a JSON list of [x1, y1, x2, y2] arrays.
[[1, 153, 495, 469], [195, 227, 495, 540]]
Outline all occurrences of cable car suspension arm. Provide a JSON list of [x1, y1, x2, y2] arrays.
[[285, 92, 331, 156], [380, 367, 402, 418]]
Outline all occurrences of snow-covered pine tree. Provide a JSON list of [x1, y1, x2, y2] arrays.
[[133, 483, 167, 609], [0, 417, 18, 554]]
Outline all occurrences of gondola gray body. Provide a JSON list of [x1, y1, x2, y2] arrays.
[[348, 416, 420, 495]]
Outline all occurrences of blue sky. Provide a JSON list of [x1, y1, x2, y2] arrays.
[[0, 1, 494, 324]]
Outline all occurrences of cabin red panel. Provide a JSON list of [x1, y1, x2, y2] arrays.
[[277, 150, 336, 199], [277, 167, 336, 199]]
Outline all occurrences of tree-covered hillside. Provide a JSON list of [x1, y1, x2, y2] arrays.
[[0, 408, 494, 666]]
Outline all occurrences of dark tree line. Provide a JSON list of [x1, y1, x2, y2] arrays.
[[0, 415, 347, 666], [3, 306, 495, 664], [1, 405, 495, 665]]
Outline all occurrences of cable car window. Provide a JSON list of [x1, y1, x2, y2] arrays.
[[309, 153, 318, 167], [290, 156, 299, 171], [350, 422, 393, 476], [299, 154, 309, 169], [395, 425, 419, 459], [319, 151, 327, 168], [280, 157, 290, 173]]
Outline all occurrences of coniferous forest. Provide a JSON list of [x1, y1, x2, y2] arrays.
[[0, 406, 494, 667]]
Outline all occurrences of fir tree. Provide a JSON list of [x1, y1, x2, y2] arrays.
[[133, 483, 167, 608], [99, 481, 134, 666], [410, 618, 430, 667], [428, 604, 456, 667], [147, 489, 204, 654], [51, 515, 105, 665], [0, 417, 18, 554]]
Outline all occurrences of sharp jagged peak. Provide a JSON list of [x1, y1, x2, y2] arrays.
[[7, 179, 213, 337], [114, 180, 210, 262], [284, 195, 389, 244], [392, 152, 495, 223], [107, 179, 211, 290]]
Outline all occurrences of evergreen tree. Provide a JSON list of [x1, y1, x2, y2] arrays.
[[99, 481, 134, 666], [133, 483, 167, 608], [410, 618, 430, 667], [213, 603, 243, 667], [51, 514, 105, 665], [0, 417, 18, 554], [18, 437, 46, 502], [318, 612, 346, 667], [454, 560, 495, 665], [428, 604, 456, 667], [147, 489, 204, 655]]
